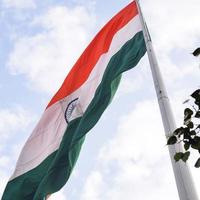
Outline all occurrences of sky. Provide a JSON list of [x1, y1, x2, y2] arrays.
[[0, 0, 200, 199]]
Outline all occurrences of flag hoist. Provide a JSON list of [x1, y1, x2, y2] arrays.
[[2, 1, 199, 200], [135, 0, 199, 200]]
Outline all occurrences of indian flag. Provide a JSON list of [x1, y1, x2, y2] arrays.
[[2, 1, 146, 199]]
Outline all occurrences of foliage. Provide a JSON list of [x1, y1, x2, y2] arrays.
[[167, 89, 200, 168], [192, 48, 200, 57]]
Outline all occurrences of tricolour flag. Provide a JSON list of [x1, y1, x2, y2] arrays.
[[2, 1, 146, 199]]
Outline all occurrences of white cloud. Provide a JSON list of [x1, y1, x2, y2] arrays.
[[0, 154, 13, 198], [142, 0, 200, 52], [80, 83, 200, 199], [2, 0, 36, 9], [0, 170, 9, 198], [116, 62, 146, 97], [7, 5, 96, 94], [80, 171, 104, 200], [99, 100, 167, 164], [48, 190, 66, 200], [0, 106, 35, 139], [0, 106, 36, 198], [117, 76, 141, 96], [0, 156, 10, 169], [80, 100, 180, 199], [140, 0, 200, 83]]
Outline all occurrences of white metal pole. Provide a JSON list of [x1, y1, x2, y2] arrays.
[[135, 1, 199, 199]]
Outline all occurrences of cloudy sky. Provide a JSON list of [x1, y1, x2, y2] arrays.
[[0, 0, 200, 199]]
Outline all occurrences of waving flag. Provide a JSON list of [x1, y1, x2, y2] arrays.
[[2, 1, 146, 199]]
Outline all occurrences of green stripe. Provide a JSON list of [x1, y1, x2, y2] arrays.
[[2, 31, 146, 200]]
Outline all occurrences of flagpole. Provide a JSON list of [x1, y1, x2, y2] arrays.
[[135, 0, 199, 199]]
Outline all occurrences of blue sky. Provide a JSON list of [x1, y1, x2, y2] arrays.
[[0, 0, 200, 199]]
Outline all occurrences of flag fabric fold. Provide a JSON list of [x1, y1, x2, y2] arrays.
[[2, 1, 146, 199]]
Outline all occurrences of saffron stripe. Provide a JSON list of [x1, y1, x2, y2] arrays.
[[47, 1, 138, 108]]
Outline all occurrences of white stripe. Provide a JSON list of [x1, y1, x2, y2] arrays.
[[10, 15, 142, 180]]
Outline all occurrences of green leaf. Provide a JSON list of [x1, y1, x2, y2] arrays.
[[191, 89, 200, 100], [191, 144, 199, 150], [184, 108, 193, 126], [192, 48, 200, 57], [190, 130, 196, 136], [194, 100, 200, 108], [167, 136, 177, 145], [194, 158, 200, 168], [194, 111, 200, 118], [184, 143, 190, 151], [191, 137, 200, 150], [181, 151, 190, 162], [184, 118, 191, 126], [183, 99, 190, 104], [194, 136, 200, 143], [184, 108, 193, 117], [173, 127, 184, 136], [174, 152, 184, 162], [183, 132, 191, 140], [187, 122, 194, 129], [197, 124, 200, 130]]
